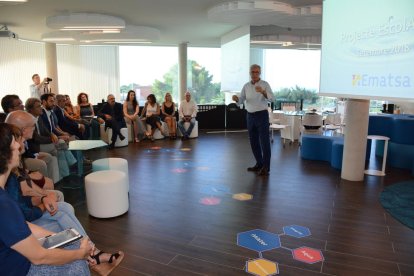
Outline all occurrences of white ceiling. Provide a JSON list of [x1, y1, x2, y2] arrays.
[[0, 0, 322, 48]]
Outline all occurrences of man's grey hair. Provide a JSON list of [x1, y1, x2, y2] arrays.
[[250, 64, 261, 71], [55, 94, 66, 101]]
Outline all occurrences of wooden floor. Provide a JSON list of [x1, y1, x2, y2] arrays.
[[59, 131, 414, 276]]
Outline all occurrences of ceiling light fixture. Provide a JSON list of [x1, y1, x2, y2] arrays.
[[86, 30, 121, 34], [42, 37, 75, 42], [41, 31, 76, 42], [47, 13, 125, 31], [103, 41, 152, 44]]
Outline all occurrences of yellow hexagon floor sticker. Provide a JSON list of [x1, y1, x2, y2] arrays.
[[232, 193, 253, 201], [246, 258, 279, 276]]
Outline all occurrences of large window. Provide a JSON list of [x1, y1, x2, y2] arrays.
[[187, 47, 222, 104], [264, 49, 334, 111], [119, 46, 222, 105], [119, 46, 178, 105]]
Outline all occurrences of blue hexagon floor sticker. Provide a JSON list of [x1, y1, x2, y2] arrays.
[[237, 226, 324, 275]]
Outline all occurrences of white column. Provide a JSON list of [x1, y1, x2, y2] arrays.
[[45, 42, 59, 94], [178, 42, 187, 102], [341, 99, 370, 181]]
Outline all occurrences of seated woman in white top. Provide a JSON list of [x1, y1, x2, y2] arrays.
[[141, 94, 165, 141]]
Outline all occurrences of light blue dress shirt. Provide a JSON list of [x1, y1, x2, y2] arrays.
[[239, 79, 274, 113]]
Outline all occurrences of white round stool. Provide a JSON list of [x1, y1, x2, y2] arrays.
[[92, 158, 129, 191], [85, 170, 129, 218]]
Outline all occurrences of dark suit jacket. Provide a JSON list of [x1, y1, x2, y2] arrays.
[[27, 112, 54, 153], [39, 108, 60, 136], [53, 106, 82, 138], [98, 102, 125, 125]]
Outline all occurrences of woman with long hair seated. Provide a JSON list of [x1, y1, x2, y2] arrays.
[[3, 123, 125, 275], [161, 92, 177, 139], [74, 92, 103, 140], [0, 122, 91, 275], [123, 90, 144, 142], [141, 94, 165, 141]]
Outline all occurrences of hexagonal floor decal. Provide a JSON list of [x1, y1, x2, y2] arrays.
[[199, 197, 221, 205], [292, 247, 324, 264], [237, 229, 281, 253], [246, 258, 279, 276], [283, 225, 311, 238], [232, 193, 253, 201], [237, 226, 324, 274]]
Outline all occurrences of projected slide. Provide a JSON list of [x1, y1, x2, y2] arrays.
[[320, 0, 414, 100]]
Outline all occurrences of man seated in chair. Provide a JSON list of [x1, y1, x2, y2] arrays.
[[54, 94, 87, 139], [178, 91, 198, 140], [98, 94, 126, 149]]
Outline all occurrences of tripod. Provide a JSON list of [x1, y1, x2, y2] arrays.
[[43, 84, 51, 94]]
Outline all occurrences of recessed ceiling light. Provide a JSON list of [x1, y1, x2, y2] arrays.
[[47, 13, 125, 31], [103, 41, 152, 44], [42, 37, 75, 42]]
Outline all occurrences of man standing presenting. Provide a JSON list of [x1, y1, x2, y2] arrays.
[[178, 91, 198, 140], [233, 64, 274, 176], [30, 74, 50, 98]]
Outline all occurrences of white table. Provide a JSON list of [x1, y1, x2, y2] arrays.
[[364, 135, 390, 176], [68, 140, 107, 176]]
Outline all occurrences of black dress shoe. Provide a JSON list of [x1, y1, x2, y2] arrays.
[[119, 134, 126, 141], [247, 165, 261, 172], [257, 167, 269, 176], [107, 143, 115, 150]]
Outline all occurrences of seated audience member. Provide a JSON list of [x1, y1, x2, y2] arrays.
[[25, 97, 77, 179], [1, 94, 24, 123], [5, 110, 60, 183], [54, 94, 87, 139], [141, 94, 165, 141], [161, 92, 177, 139], [63, 95, 80, 122], [1, 94, 24, 115], [75, 92, 103, 140], [0, 122, 91, 275], [40, 94, 76, 143], [98, 94, 126, 149], [25, 98, 58, 156], [30, 73, 50, 98], [123, 90, 144, 143], [3, 124, 124, 275], [178, 91, 198, 140], [14, 124, 63, 201]]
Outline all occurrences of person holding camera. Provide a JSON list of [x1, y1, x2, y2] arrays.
[[30, 74, 51, 99]]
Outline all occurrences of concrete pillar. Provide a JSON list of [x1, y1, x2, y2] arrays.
[[341, 99, 370, 181], [45, 43, 59, 94], [178, 42, 187, 102]]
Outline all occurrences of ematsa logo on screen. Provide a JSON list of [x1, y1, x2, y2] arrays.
[[352, 74, 411, 87]]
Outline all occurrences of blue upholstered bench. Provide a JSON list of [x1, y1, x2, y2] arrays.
[[300, 135, 370, 170], [300, 135, 344, 170], [369, 114, 414, 175]]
